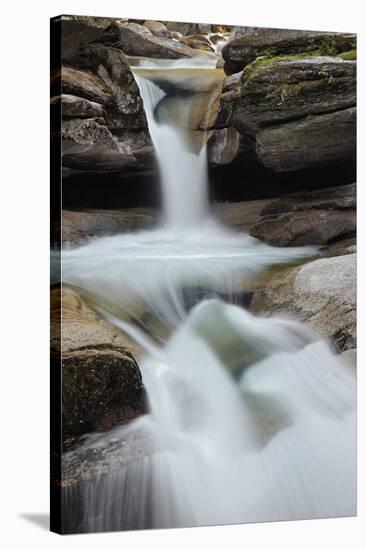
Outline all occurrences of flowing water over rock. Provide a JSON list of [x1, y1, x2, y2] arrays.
[[61, 58, 356, 532]]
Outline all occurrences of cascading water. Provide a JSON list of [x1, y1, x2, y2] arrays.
[[61, 57, 356, 532]]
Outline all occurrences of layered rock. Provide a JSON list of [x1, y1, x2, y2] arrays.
[[210, 30, 356, 187], [249, 183, 356, 246], [222, 28, 356, 74]]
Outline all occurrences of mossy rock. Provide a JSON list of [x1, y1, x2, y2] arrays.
[[222, 28, 356, 74]]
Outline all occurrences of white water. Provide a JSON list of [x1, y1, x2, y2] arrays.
[[61, 60, 356, 532]]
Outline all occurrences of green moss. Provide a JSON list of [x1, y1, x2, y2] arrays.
[[318, 36, 338, 56], [338, 49, 357, 60], [242, 51, 322, 82]]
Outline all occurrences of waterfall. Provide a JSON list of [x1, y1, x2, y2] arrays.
[[61, 59, 356, 532], [133, 74, 208, 228]]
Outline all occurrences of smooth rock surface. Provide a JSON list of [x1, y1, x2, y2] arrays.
[[250, 253, 356, 351]]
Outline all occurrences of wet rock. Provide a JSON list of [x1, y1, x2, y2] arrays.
[[250, 253, 356, 351], [231, 58, 356, 134], [62, 208, 158, 246], [51, 287, 145, 446], [256, 107, 356, 172], [99, 21, 197, 58], [222, 28, 356, 74]]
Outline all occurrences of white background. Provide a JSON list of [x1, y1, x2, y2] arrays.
[[1, 0, 364, 548]]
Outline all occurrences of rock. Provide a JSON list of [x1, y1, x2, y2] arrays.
[[51, 94, 105, 118], [181, 35, 214, 51], [61, 118, 154, 172], [250, 254, 356, 351], [164, 21, 211, 36], [53, 67, 112, 104], [256, 107, 356, 172], [208, 127, 241, 164], [143, 20, 171, 37], [251, 209, 355, 247], [222, 28, 356, 74], [99, 21, 197, 58], [249, 183, 356, 246], [212, 71, 243, 128], [231, 57, 356, 134], [64, 43, 147, 129], [260, 182, 356, 214], [62, 208, 158, 246], [53, 42, 154, 173], [51, 286, 145, 446], [60, 19, 105, 59], [213, 198, 272, 232]]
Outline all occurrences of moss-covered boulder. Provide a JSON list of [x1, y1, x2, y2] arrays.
[[222, 27, 356, 74], [231, 57, 356, 134]]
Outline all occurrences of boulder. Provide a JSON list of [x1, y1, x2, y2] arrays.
[[63, 43, 147, 129], [51, 286, 145, 447], [99, 21, 197, 58], [231, 57, 356, 134], [222, 28, 356, 74], [250, 253, 356, 351], [143, 20, 171, 37], [256, 107, 356, 172], [164, 21, 211, 36]]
